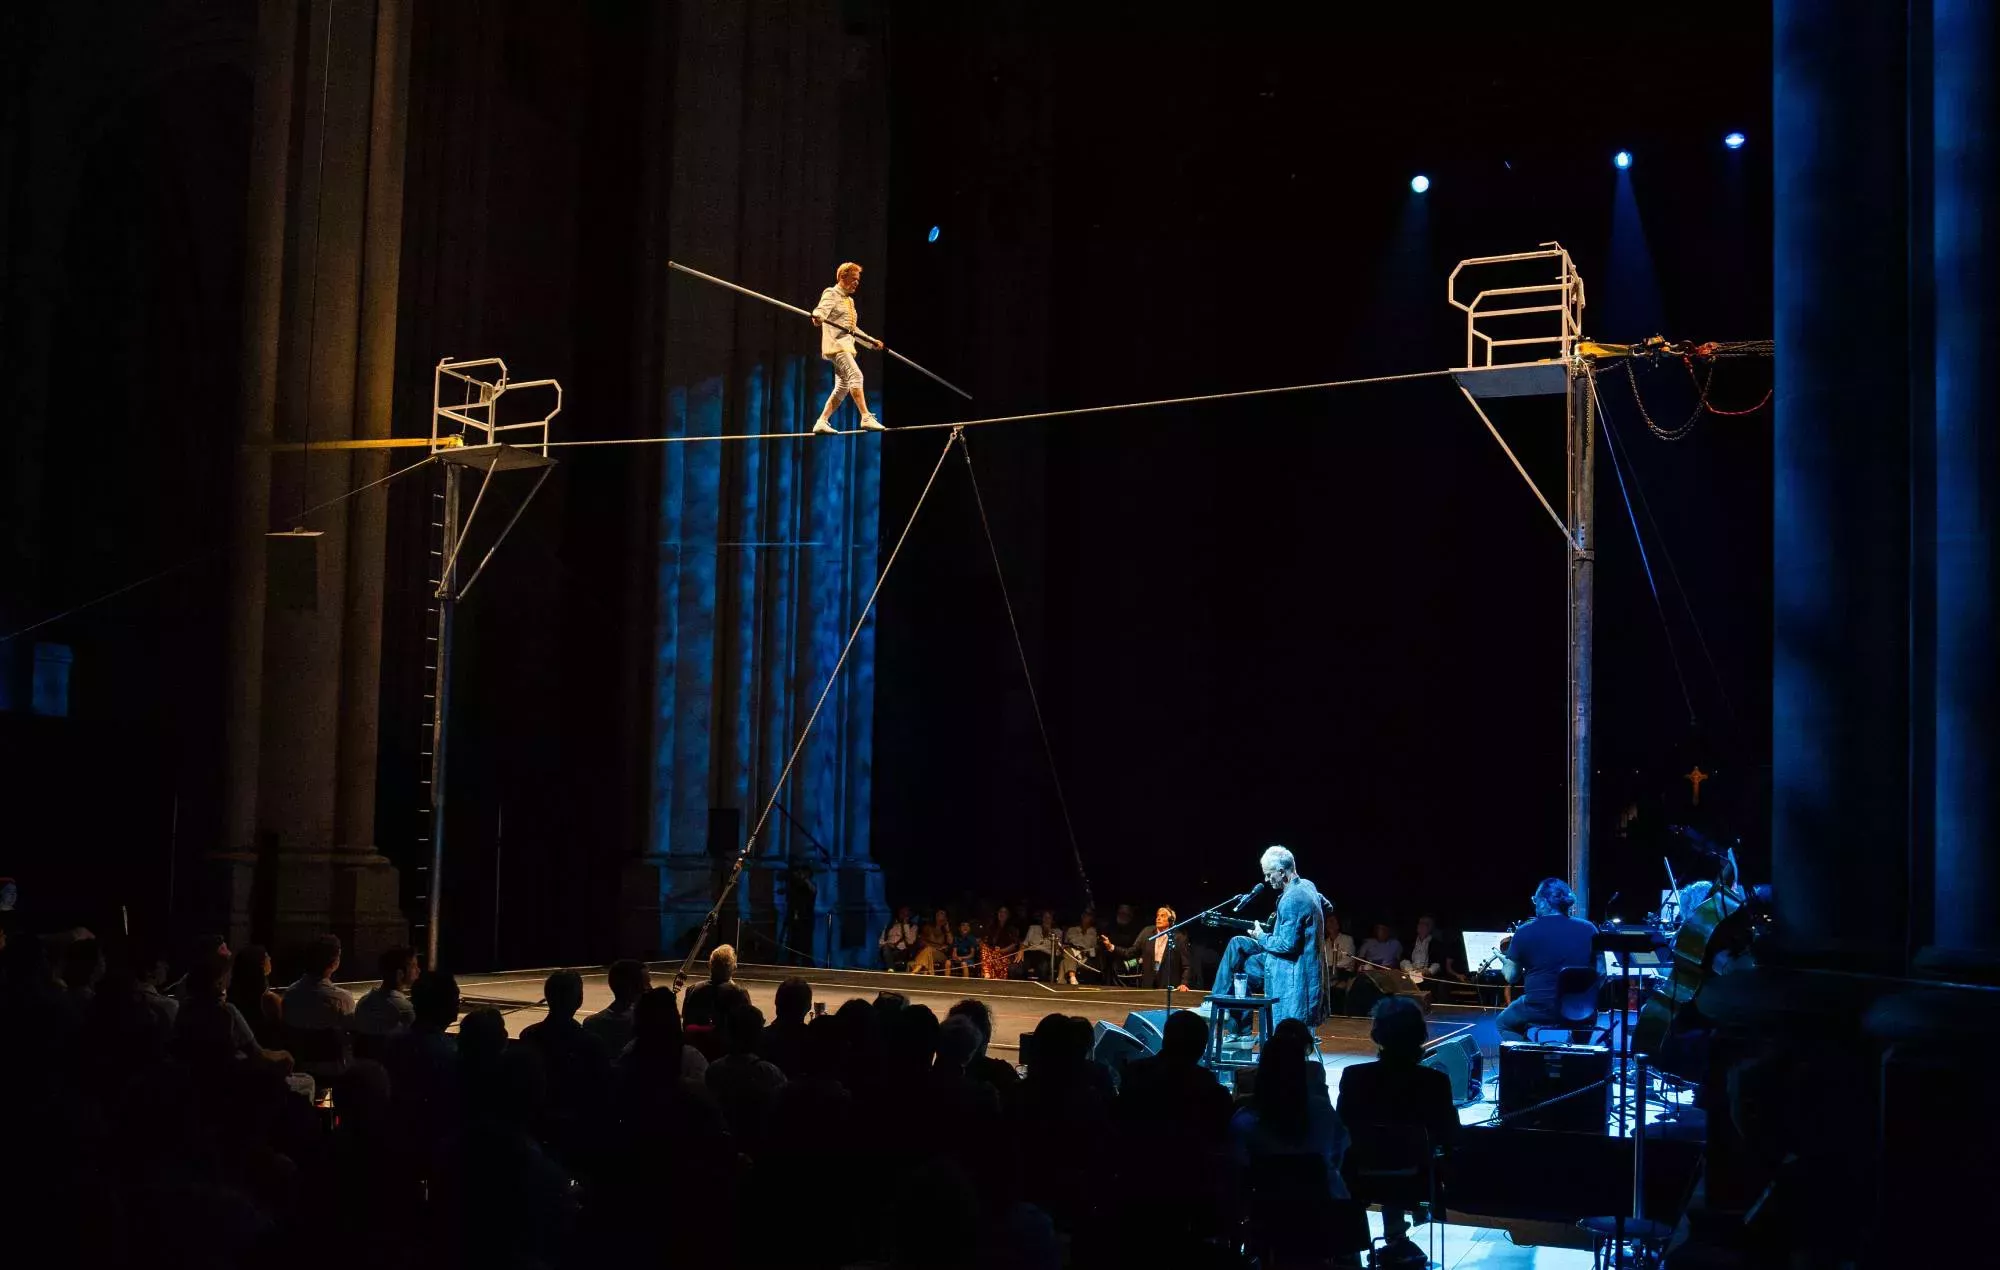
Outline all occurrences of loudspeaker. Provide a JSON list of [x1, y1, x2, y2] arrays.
[[1090, 1020, 1152, 1081], [266, 530, 322, 611], [1498, 1041, 1611, 1133], [707, 808, 740, 859], [1345, 970, 1432, 1017], [1420, 1031, 1483, 1107], [1121, 1010, 1170, 1054]]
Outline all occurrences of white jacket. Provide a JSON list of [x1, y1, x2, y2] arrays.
[[813, 285, 872, 358]]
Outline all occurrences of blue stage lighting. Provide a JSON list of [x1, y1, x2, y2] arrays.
[[1410, 174, 1430, 194], [1723, 131, 1746, 150], [1614, 150, 1633, 170], [927, 225, 940, 243]]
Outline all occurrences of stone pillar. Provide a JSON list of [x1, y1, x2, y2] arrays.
[[218, 0, 408, 965], [1926, 0, 2000, 979], [216, 0, 301, 944], [1769, 0, 1912, 969]]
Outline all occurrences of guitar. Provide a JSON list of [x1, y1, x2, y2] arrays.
[[1197, 913, 1259, 936]]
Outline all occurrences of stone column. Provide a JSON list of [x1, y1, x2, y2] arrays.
[[1768, 0, 1912, 969], [219, 0, 407, 964], [330, 0, 412, 960], [1926, 0, 2000, 978], [216, 0, 301, 944]]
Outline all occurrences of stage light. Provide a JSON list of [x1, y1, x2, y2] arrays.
[[1614, 150, 1633, 170], [927, 225, 940, 243], [1723, 131, 1746, 150], [1410, 174, 1430, 193]]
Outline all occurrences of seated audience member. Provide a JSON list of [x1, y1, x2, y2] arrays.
[[1101, 903, 1146, 982], [1019, 909, 1062, 982], [521, 969, 612, 1080], [519, 968, 611, 1153], [227, 943, 285, 1045], [686, 982, 749, 1061], [58, 936, 104, 1014], [947, 997, 1021, 1098], [1337, 995, 1459, 1264], [353, 944, 419, 1037], [1321, 912, 1357, 983], [909, 907, 951, 975], [1012, 1012, 1115, 1227], [980, 905, 1023, 980], [706, 1001, 788, 1149], [283, 933, 357, 1031], [616, 987, 707, 1086], [173, 947, 294, 1071], [455, 1005, 511, 1104], [129, 938, 179, 1033], [1061, 910, 1103, 984], [581, 957, 650, 1054], [283, 933, 357, 1083], [947, 919, 980, 977], [1400, 914, 1459, 980], [880, 905, 920, 971], [681, 943, 738, 1027], [1119, 1010, 1231, 1142], [595, 991, 732, 1264], [762, 975, 814, 1078], [386, 969, 463, 1154], [170, 932, 229, 1003], [1230, 1017, 1350, 1195], [1358, 923, 1405, 971], [926, 1016, 1004, 1148]]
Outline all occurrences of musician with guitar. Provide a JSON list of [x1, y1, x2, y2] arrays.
[[1496, 877, 1599, 1043], [1208, 845, 1329, 1028]]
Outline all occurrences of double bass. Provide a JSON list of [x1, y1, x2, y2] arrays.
[[1633, 833, 1755, 1055]]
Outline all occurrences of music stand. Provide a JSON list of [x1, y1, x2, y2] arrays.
[[1594, 925, 1666, 1266]]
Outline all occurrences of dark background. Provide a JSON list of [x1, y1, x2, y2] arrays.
[[0, 1, 1773, 961]]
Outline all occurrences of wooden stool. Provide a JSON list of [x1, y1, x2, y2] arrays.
[[1205, 993, 1278, 1067]]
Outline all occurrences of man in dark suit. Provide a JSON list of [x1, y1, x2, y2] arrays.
[[1124, 905, 1196, 991]]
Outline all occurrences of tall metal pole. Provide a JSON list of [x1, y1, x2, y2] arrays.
[[425, 462, 459, 968], [1567, 364, 1597, 913]]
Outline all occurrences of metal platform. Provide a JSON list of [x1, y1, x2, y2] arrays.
[[1453, 361, 1572, 399], [437, 442, 556, 472]]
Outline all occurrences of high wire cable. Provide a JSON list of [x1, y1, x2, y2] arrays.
[[1, 455, 438, 646], [672, 429, 962, 992], [1591, 377, 1739, 728], [545, 367, 1463, 450], [955, 430, 1095, 914], [1592, 371, 1697, 726]]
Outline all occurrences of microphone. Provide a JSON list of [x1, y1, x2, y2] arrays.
[[1232, 882, 1267, 911]]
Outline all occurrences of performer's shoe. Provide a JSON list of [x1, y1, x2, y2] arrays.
[[811, 418, 837, 436], [859, 413, 887, 432], [1372, 1236, 1428, 1268]]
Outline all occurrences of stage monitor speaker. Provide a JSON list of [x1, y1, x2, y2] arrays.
[[1498, 1041, 1611, 1133], [1091, 1020, 1152, 1082], [1345, 969, 1432, 1017], [1121, 1010, 1170, 1054], [1420, 1031, 1483, 1107]]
